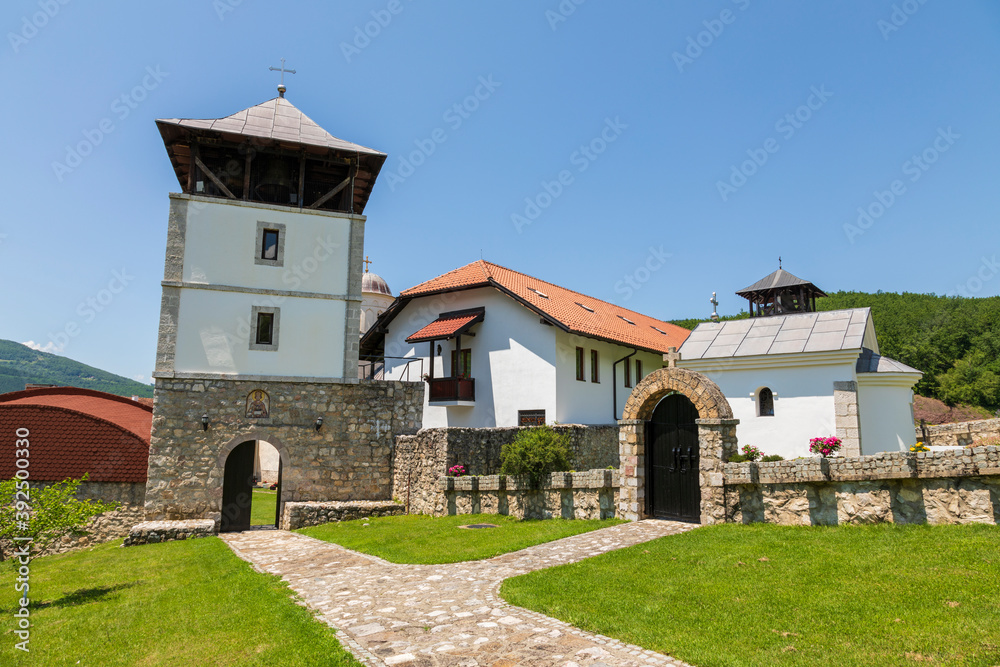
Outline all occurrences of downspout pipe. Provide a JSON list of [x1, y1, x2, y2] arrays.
[[612, 348, 639, 422]]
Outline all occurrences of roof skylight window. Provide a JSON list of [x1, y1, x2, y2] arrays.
[[617, 315, 636, 325], [528, 287, 549, 299], [576, 302, 594, 313]]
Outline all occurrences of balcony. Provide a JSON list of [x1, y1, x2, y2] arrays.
[[428, 377, 475, 406]]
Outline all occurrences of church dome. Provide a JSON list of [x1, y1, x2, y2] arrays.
[[362, 271, 392, 297]]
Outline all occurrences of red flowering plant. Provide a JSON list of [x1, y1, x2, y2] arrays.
[[740, 444, 762, 462], [809, 436, 842, 457], [447, 464, 468, 477]]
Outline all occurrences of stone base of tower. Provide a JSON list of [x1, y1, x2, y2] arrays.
[[143, 376, 423, 526]]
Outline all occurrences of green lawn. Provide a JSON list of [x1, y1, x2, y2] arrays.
[[297, 513, 623, 564], [501, 523, 1000, 667], [0, 537, 361, 666], [251, 488, 277, 526]]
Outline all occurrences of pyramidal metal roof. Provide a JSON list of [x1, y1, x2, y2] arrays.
[[735, 268, 826, 298], [156, 97, 386, 157]]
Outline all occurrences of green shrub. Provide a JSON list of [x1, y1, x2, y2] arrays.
[[761, 454, 785, 462], [500, 426, 572, 488], [726, 453, 749, 463]]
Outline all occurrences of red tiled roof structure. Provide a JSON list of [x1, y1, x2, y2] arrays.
[[0, 388, 152, 483], [396, 261, 690, 354], [406, 309, 485, 343]]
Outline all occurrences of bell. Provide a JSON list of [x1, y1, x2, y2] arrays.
[[255, 158, 295, 203]]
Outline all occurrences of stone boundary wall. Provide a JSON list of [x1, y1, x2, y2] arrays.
[[722, 446, 1000, 526], [282, 500, 405, 530], [0, 482, 147, 557], [438, 469, 618, 520], [916, 418, 1000, 447], [393, 425, 618, 516], [124, 520, 216, 546]]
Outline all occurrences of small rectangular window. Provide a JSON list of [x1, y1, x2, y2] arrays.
[[575, 347, 585, 381], [518, 409, 545, 426], [261, 229, 279, 260], [624, 358, 632, 388], [635, 359, 643, 383], [255, 312, 274, 345], [590, 350, 599, 383]]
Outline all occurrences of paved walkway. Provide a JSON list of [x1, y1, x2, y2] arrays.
[[221, 520, 699, 667]]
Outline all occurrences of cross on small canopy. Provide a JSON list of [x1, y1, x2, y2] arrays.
[[269, 58, 296, 97]]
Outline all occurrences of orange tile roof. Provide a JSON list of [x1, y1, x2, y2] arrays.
[[406, 310, 484, 343], [0, 387, 153, 441], [400, 261, 689, 354]]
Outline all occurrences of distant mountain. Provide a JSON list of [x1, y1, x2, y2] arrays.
[[0, 340, 153, 397]]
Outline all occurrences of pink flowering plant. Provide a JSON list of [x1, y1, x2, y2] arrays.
[[740, 444, 762, 461], [809, 436, 842, 457], [448, 464, 467, 477]]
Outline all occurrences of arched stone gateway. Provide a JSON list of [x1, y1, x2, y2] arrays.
[[619, 368, 738, 523]]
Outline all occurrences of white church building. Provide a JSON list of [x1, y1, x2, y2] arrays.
[[677, 267, 922, 459], [360, 260, 690, 427]]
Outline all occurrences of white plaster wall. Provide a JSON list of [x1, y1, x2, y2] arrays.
[[857, 379, 918, 454], [383, 288, 557, 427], [256, 440, 280, 485], [555, 330, 663, 425], [182, 198, 352, 295], [174, 289, 346, 377], [688, 362, 857, 460]]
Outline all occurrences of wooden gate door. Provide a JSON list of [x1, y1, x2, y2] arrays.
[[221, 441, 255, 532], [646, 393, 701, 522]]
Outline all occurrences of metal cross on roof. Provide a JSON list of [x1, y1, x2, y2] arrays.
[[269, 58, 296, 97], [364, 255, 372, 272]]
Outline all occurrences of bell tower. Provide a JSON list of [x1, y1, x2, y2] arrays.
[[735, 261, 827, 318], [141, 81, 424, 530]]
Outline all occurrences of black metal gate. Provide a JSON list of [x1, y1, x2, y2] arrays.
[[221, 441, 255, 532], [646, 393, 701, 522]]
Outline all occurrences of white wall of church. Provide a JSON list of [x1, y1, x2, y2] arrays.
[[181, 198, 353, 296], [689, 362, 856, 460], [360, 291, 394, 333], [383, 288, 557, 428], [174, 289, 346, 377], [857, 379, 917, 454], [555, 331, 663, 425]]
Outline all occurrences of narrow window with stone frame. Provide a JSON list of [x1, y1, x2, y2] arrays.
[[249, 306, 280, 351]]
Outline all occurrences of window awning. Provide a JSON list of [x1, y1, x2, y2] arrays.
[[405, 308, 485, 344]]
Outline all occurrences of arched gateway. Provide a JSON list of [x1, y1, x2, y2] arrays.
[[619, 368, 738, 524]]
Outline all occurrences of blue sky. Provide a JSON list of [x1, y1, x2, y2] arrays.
[[2, 1, 998, 383]]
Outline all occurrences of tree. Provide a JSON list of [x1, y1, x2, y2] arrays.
[[500, 426, 572, 488], [0, 474, 119, 560]]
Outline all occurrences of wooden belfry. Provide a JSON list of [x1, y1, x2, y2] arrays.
[[736, 260, 827, 318], [154, 63, 386, 214]]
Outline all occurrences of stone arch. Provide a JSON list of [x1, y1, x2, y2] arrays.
[[217, 430, 293, 528], [619, 368, 737, 525], [623, 367, 733, 422]]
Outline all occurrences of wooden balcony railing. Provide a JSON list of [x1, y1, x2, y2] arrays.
[[428, 377, 475, 403]]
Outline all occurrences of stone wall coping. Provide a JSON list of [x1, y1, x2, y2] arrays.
[[438, 469, 618, 492], [696, 418, 741, 426], [123, 519, 217, 547], [153, 372, 421, 386], [723, 446, 1000, 486]]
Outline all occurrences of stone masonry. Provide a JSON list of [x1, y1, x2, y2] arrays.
[[392, 425, 618, 516], [917, 417, 1000, 447], [439, 470, 618, 520], [722, 446, 1000, 525], [145, 378, 422, 526], [833, 380, 862, 456]]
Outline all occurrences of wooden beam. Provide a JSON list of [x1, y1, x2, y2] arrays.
[[243, 149, 252, 200], [307, 175, 350, 209], [347, 161, 358, 214], [194, 155, 236, 199], [297, 154, 306, 208], [187, 142, 198, 193]]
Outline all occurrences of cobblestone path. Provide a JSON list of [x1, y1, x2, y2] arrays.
[[221, 520, 699, 667]]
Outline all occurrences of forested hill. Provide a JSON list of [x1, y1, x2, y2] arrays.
[[0, 340, 154, 397], [671, 292, 1000, 410]]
